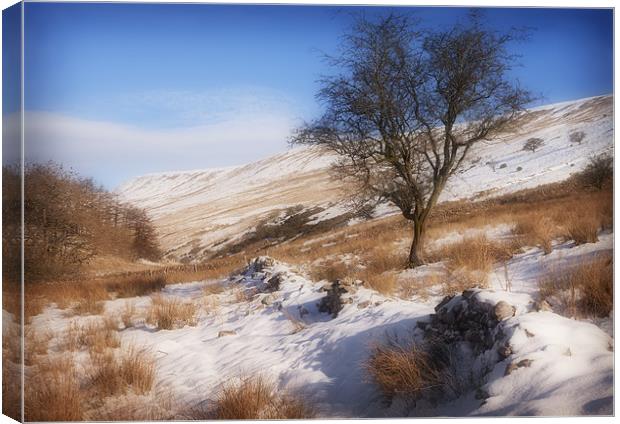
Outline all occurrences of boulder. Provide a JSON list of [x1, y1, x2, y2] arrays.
[[218, 330, 237, 338], [494, 301, 516, 321]]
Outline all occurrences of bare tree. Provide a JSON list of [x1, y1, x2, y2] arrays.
[[292, 12, 532, 267]]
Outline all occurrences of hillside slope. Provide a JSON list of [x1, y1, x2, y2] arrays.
[[117, 95, 613, 261]]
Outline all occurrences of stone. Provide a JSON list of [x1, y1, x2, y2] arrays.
[[534, 299, 553, 312], [494, 301, 515, 321], [265, 273, 283, 292], [357, 300, 371, 309], [475, 388, 489, 400], [218, 330, 237, 338], [318, 281, 347, 318], [435, 295, 454, 312], [524, 328, 535, 338], [462, 289, 477, 299], [498, 343, 512, 358], [261, 294, 276, 306], [504, 358, 533, 375]]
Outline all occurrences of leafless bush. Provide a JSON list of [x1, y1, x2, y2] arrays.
[[579, 153, 613, 190]]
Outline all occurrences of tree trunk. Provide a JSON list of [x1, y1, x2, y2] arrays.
[[407, 218, 426, 268]]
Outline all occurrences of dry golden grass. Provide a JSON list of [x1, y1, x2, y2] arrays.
[[425, 234, 518, 295], [539, 252, 613, 318], [196, 375, 315, 419], [364, 337, 442, 403], [309, 260, 352, 282], [563, 212, 601, 245], [25, 355, 84, 421], [2, 357, 21, 421], [24, 326, 53, 365], [63, 316, 120, 353], [146, 294, 198, 330], [121, 300, 137, 328], [513, 215, 557, 254], [106, 274, 167, 298], [86, 389, 176, 421], [88, 345, 156, 398], [203, 281, 226, 296], [429, 234, 515, 272], [71, 284, 108, 315], [118, 346, 157, 395], [399, 272, 443, 300]]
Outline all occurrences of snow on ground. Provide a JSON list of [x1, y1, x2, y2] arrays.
[[30, 230, 613, 417]]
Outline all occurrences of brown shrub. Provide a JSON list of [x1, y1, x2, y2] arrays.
[[539, 253, 613, 318], [364, 337, 442, 403], [25, 355, 83, 421], [146, 295, 197, 330], [200, 375, 315, 419]]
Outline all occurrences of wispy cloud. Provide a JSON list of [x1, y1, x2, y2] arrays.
[[11, 86, 305, 188]]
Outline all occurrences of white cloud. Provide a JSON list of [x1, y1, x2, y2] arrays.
[[17, 106, 298, 189]]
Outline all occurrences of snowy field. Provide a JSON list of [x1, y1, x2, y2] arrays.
[[30, 232, 613, 417]]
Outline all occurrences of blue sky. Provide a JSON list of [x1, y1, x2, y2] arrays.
[[11, 4, 614, 188]]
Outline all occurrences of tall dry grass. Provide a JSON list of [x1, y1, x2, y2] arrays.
[[146, 294, 198, 330], [194, 375, 315, 419], [88, 345, 156, 397], [364, 337, 442, 404], [539, 252, 613, 318], [25, 355, 84, 421]]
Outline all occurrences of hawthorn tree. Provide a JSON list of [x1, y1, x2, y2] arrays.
[[292, 13, 532, 268]]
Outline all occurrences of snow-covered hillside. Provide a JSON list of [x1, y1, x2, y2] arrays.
[[117, 95, 613, 260]]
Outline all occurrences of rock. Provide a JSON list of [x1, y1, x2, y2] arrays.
[[505, 358, 533, 375], [357, 300, 371, 309], [494, 301, 515, 321], [475, 388, 489, 400], [252, 256, 275, 272], [298, 306, 309, 317], [261, 294, 276, 306], [318, 281, 347, 318], [524, 328, 535, 338], [534, 299, 553, 312], [266, 273, 283, 292], [218, 330, 237, 338], [416, 320, 429, 330], [435, 295, 454, 312], [462, 289, 477, 299], [498, 343, 512, 358]]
